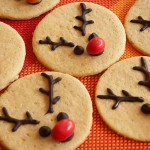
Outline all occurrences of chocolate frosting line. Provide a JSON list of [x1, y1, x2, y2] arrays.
[[97, 88, 144, 109], [133, 57, 150, 90], [0, 107, 40, 132], [39, 36, 75, 50], [39, 73, 62, 114], [130, 16, 150, 31], [74, 3, 94, 36]]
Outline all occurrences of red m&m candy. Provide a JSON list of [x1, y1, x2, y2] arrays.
[[86, 37, 105, 56], [51, 119, 75, 142], [26, 0, 42, 4]]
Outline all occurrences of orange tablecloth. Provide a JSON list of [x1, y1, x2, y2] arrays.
[[0, 0, 150, 149]]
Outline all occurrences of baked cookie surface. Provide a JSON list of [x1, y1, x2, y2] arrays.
[[0, 72, 92, 150], [0, 22, 26, 91], [125, 0, 150, 55], [33, 2, 126, 77], [96, 56, 150, 141], [0, 0, 60, 20]]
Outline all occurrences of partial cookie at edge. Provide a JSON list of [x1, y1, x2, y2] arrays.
[[125, 0, 150, 55], [0, 22, 26, 91], [96, 56, 150, 141], [0, 0, 60, 20], [0, 71, 92, 150]]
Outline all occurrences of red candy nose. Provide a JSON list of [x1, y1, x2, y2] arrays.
[[86, 37, 105, 56], [26, 0, 41, 4], [51, 119, 75, 142]]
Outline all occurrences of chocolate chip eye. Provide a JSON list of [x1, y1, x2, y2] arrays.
[[57, 112, 69, 121], [88, 32, 98, 41], [141, 103, 150, 114], [39, 126, 51, 137], [74, 46, 84, 55]]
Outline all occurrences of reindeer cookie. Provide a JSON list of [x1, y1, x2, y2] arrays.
[[96, 56, 150, 141], [0, 72, 92, 150], [0, 22, 26, 91], [0, 0, 60, 20], [125, 0, 150, 55], [32, 2, 126, 77]]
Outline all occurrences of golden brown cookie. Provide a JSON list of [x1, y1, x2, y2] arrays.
[[0, 0, 60, 20], [125, 0, 150, 55], [0, 72, 92, 150], [96, 56, 150, 141], [33, 2, 126, 77], [0, 22, 26, 91]]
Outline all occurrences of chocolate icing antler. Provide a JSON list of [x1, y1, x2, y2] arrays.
[[133, 57, 150, 90], [97, 88, 144, 109], [39, 73, 62, 114], [130, 16, 150, 31], [39, 36, 75, 50], [74, 3, 94, 36], [0, 107, 40, 132]]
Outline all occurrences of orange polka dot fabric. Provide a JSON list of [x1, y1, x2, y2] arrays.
[[0, 0, 150, 149]]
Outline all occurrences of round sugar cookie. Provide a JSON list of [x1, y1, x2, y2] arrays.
[[96, 56, 150, 141], [125, 0, 150, 55], [0, 22, 26, 91], [0, 0, 60, 20], [33, 2, 126, 77], [0, 72, 92, 150]]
